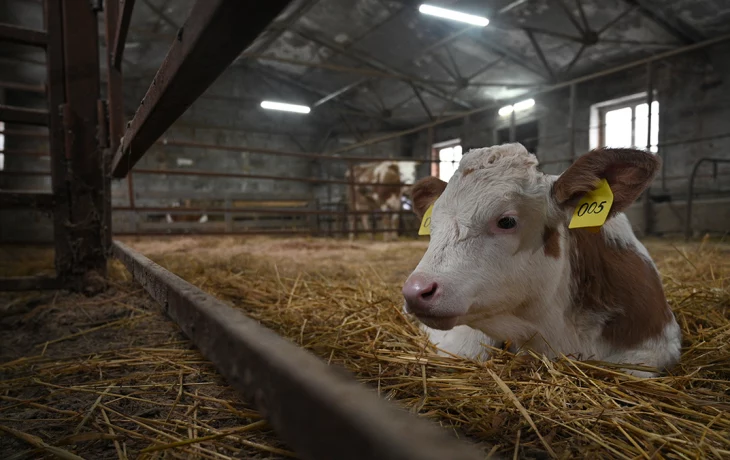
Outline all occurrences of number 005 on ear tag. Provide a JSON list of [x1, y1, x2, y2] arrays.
[[568, 178, 614, 231], [418, 204, 434, 236]]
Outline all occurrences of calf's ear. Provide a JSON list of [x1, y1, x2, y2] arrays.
[[552, 147, 660, 214], [411, 176, 447, 219]]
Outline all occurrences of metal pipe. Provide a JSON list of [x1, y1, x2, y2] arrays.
[[113, 227, 418, 236], [131, 168, 414, 187], [113, 206, 417, 216], [0, 23, 48, 48], [0, 80, 45, 94], [684, 158, 730, 241], [156, 138, 440, 163]]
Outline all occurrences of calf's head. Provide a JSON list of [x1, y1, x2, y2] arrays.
[[402, 143, 659, 334]]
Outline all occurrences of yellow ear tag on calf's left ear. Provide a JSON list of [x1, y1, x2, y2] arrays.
[[418, 204, 434, 236], [568, 178, 614, 230]]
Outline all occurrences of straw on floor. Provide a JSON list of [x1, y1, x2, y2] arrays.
[[1, 235, 728, 459], [132, 235, 730, 459]]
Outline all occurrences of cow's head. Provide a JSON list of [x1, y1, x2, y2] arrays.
[[402, 143, 659, 337]]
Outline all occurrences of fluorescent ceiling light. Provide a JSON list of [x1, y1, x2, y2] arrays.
[[260, 101, 311, 114], [513, 98, 535, 111], [498, 105, 514, 116], [498, 98, 535, 117], [418, 4, 489, 27]]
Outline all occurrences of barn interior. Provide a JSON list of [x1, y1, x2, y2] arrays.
[[0, 1, 729, 459]]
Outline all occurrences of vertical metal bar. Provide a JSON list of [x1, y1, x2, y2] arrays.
[[62, 0, 107, 280], [427, 126, 436, 177], [44, 0, 73, 281], [643, 62, 654, 236], [349, 164, 357, 239], [646, 63, 654, 151], [509, 110, 516, 142], [98, 99, 112, 252], [105, 0, 125, 153], [224, 197, 232, 233], [127, 173, 136, 209], [327, 180, 333, 237], [568, 83, 576, 162]]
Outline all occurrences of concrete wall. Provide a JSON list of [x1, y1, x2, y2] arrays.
[[403, 43, 730, 237]]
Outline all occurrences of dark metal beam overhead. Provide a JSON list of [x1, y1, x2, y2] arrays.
[[243, 0, 321, 55], [410, 83, 434, 120], [254, 65, 384, 118], [623, 0, 705, 44], [111, 0, 294, 178], [140, 0, 180, 30], [291, 28, 475, 110], [111, 0, 136, 70], [526, 30, 555, 81], [313, 78, 369, 108]]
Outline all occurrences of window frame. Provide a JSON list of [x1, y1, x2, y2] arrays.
[[431, 138, 462, 182], [591, 92, 659, 153]]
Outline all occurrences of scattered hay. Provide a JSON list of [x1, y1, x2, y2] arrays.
[[134, 235, 730, 459], [0, 268, 292, 459], [1, 235, 728, 459]]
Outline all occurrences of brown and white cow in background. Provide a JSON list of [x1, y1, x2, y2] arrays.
[[402, 143, 682, 377], [345, 161, 408, 242], [165, 199, 209, 224]]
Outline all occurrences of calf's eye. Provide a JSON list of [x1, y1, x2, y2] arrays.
[[497, 216, 517, 229]]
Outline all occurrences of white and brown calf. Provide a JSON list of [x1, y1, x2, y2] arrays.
[[345, 161, 404, 242], [402, 143, 681, 377]]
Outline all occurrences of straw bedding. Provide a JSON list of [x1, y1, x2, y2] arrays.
[[1, 235, 729, 459]]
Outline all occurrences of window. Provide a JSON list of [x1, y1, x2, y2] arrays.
[[591, 94, 658, 153], [431, 140, 462, 182]]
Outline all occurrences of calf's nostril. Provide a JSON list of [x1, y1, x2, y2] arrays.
[[420, 282, 438, 299]]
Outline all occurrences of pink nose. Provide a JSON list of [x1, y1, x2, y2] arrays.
[[402, 273, 440, 315]]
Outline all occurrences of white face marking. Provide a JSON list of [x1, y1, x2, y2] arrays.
[[407, 144, 564, 337]]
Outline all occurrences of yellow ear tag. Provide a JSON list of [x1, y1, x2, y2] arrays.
[[418, 204, 434, 236], [568, 178, 614, 230]]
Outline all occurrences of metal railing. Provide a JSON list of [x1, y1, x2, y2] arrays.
[[684, 158, 730, 240]]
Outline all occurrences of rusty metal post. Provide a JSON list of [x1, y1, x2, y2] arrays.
[[61, 0, 107, 285], [127, 172, 138, 232], [44, 0, 74, 282], [104, 0, 125, 153]]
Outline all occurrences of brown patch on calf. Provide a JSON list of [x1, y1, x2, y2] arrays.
[[553, 147, 660, 215], [411, 176, 447, 219], [570, 229, 671, 348], [542, 226, 560, 259]]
